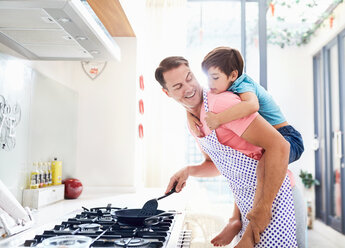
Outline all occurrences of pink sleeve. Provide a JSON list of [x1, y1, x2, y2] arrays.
[[287, 170, 295, 187], [210, 92, 258, 137]]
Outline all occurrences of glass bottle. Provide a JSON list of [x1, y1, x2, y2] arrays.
[[38, 162, 44, 188], [29, 162, 39, 189]]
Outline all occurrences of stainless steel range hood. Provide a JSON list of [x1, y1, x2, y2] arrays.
[[0, 0, 121, 61]]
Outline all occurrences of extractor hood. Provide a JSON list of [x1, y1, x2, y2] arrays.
[[0, 0, 121, 61]]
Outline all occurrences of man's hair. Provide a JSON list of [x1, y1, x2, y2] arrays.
[[155, 56, 189, 89], [201, 47, 244, 77]]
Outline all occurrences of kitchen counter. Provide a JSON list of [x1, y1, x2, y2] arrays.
[[0, 187, 188, 247]]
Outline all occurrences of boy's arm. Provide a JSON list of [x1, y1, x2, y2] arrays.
[[205, 92, 259, 130]]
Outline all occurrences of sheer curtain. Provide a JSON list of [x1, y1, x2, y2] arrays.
[[139, 0, 188, 188]]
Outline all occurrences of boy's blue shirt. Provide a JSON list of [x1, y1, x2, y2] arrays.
[[228, 73, 286, 125]]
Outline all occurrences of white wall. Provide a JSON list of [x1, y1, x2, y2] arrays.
[[267, 2, 345, 203], [0, 37, 139, 203], [32, 38, 139, 189], [267, 45, 314, 198], [0, 49, 78, 202], [73, 38, 138, 188]]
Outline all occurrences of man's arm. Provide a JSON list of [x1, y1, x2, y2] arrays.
[[165, 150, 220, 194], [241, 114, 289, 238]]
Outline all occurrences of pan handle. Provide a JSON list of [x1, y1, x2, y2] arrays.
[[144, 212, 171, 226], [157, 184, 176, 200]]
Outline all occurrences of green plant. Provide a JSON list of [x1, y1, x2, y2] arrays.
[[299, 170, 320, 189]]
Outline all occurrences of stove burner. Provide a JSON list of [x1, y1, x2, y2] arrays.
[[78, 223, 101, 231], [24, 204, 177, 248], [115, 238, 149, 247]]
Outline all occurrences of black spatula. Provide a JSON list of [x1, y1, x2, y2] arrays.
[[139, 185, 176, 216]]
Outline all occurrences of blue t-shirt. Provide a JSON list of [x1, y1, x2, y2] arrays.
[[228, 73, 286, 125]]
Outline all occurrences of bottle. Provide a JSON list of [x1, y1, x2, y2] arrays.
[[51, 158, 62, 185], [29, 162, 39, 189], [38, 162, 44, 188], [42, 163, 48, 187], [47, 161, 53, 186]]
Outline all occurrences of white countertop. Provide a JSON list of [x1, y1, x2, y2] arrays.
[[0, 187, 188, 247]]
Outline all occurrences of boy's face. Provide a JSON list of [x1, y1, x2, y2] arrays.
[[207, 66, 237, 94], [162, 64, 203, 112]]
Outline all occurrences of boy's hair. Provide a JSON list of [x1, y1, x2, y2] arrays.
[[201, 47, 244, 77], [155, 56, 189, 89]]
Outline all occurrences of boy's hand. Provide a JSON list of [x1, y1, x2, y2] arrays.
[[187, 111, 203, 137], [205, 112, 220, 130]]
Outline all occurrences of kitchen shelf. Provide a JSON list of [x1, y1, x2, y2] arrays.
[[22, 185, 65, 209]]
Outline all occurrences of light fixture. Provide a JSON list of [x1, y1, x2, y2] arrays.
[[58, 17, 71, 23], [75, 36, 88, 41]]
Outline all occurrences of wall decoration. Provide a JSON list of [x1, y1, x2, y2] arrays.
[[139, 99, 144, 115], [0, 95, 21, 151], [138, 124, 144, 139], [139, 75, 144, 90], [81, 61, 107, 80]]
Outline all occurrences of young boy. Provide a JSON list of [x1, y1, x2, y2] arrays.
[[187, 46, 304, 247]]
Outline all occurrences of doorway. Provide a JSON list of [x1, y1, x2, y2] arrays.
[[313, 29, 345, 234]]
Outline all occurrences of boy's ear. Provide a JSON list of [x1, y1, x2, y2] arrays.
[[162, 88, 170, 97], [229, 70, 238, 82]]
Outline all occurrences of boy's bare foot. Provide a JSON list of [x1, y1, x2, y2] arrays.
[[211, 218, 241, 247], [235, 222, 255, 248]]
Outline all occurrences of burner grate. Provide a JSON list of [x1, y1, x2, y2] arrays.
[[23, 204, 177, 247]]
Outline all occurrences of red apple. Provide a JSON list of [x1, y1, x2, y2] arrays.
[[63, 178, 83, 199]]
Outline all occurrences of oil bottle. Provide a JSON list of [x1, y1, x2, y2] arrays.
[[38, 162, 44, 188], [29, 162, 39, 189], [47, 161, 53, 186], [51, 158, 62, 185], [42, 162, 48, 187]]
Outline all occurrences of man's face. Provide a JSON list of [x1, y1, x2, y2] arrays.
[[162, 64, 203, 112]]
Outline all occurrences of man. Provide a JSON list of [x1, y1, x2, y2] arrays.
[[155, 56, 297, 247]]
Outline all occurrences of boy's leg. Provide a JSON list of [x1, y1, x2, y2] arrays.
[[277, 125, 304, 164], [253, 155, 265, 206], [211, 202, 242, 246]]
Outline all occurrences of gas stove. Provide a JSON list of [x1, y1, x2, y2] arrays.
[[21, 204, 190, 248]]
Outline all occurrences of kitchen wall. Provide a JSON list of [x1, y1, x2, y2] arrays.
[[0, 48, 78, 202], [31, 38, 139, 190], [0, 37, 139, 202], [266, 2, 345, 202]]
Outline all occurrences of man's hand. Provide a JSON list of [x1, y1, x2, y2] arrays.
[[187, 111, 203, 137], [234, 221, 255, 248], [205, 112, 220, 130], [246, 199, 272, 243], [165, 166, 190, 194]]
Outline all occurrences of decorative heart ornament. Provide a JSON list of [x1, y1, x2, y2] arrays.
[[81, 61, 107, 80]]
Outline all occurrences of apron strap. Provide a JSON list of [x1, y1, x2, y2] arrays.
[[203, 89, 209, 112]]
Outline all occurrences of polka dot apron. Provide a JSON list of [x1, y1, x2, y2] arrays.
[[197, 90, 297, 247]]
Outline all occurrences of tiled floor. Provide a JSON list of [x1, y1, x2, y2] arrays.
[[308, 220, 345, 248]]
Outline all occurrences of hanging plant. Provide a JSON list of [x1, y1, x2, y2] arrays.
[[267, 0, 343, 48]]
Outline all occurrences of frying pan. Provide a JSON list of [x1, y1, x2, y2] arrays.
[[115, 209, 167, 225]]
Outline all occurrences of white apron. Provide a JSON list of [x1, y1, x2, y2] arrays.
[[197, 90, 297, 247]]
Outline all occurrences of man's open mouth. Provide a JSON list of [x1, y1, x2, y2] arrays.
[[185, 89, 196, 98]]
